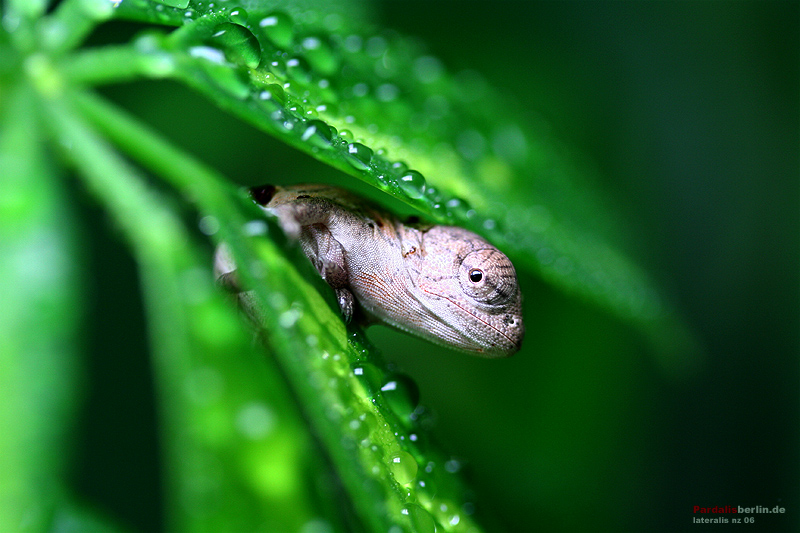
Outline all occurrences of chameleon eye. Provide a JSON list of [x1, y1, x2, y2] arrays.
[[459, 249, 518, 306], [469, 268, 484, 283]]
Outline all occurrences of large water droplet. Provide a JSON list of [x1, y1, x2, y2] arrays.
[[402, 503, 436, 533], [352, 362, 382, 395], [388, 450, 418, 484], [190, 54, 250, 99], [444, 197, 471, 220], [381, 373, 420, 424], [301, 36, 338, 75], [227, 7, 248, 26], [210, 22, 261, 68], [286, 56, 312, 84], [259, 11, 293, 48], [301, 119, 335, 149], [398, 170, 426, 199], [345, 143, 373, 171]]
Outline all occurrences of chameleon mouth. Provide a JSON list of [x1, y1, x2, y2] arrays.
[[422, 289, 521, 352]]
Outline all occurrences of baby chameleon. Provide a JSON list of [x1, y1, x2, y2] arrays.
[[216, 184, 524, 357]]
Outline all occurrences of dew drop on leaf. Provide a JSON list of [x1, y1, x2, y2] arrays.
[[389, 450, 418, 485], [398, 170, 427, 199], [444, 197, 471, 220], [209, 22, 261, 68], [258, 11, 294, 49], [352, 362, 382, 396], [345, 142, 373, 170], [380, 373, 420, 424], [227, 7, 248, 25], [301, 36, 339, 75], [402, 503, 435, 533], [301, 119, 335, 149], [285, 56, 312, 84]]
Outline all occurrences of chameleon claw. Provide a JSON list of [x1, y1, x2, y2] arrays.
[[336, 288, 355, 323]]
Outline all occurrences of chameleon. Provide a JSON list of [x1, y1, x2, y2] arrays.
[[215, 184, 524, 357]]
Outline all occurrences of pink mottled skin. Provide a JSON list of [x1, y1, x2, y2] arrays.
[[216, 184, 524, 357]]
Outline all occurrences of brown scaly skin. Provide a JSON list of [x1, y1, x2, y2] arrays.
[[215, 184, 524, 357]]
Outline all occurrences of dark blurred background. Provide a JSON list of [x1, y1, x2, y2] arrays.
[[75, 1, 798, 531]]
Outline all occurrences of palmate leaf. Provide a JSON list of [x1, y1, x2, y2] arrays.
[[0, 0, 698, 531], [97, 0, 695, 366]]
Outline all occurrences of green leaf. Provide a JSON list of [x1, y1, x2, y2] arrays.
[[99, 0, 696, 366], [68, 88, 480, 532], [0, 83, 84, 531], [0, 0, 702, 531]]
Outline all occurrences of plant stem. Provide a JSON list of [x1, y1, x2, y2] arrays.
[[38, 0, 114, 54]]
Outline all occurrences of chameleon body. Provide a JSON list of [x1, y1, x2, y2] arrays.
[[217, 184, 524, 357]]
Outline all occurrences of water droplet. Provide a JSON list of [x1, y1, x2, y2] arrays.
[[242, 219, 268, 236], [138, 51, 175, 78], [352, 362, 382, 395], [398, 170, 426, 199], [279, 304, 303, 328], [380, 373, 420, 423], [286, 56, 311, 84], [236, 402, 276, 439], [198, 215, 220, 235], [188, 45, 226, 65], [388, 450, 418, 484], [258, 83, 286, 105], [402, 503, 435, 533], [189, 47, 250, 99], [210, 22, 261, 68], [227, 7, 248, 25], [444, 197, 471, 219], [79, 0, 115, 19], [301, 119, 335, 149], [348, 416, 371, 441], [415, 475, 437, 501], [444, 459, 461, 473], [301, 36, 338, 75], [259, 11, 293, 48], [345, 143, 373, 171]]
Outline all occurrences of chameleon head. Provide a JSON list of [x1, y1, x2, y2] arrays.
[[411, 226, 524, 357]]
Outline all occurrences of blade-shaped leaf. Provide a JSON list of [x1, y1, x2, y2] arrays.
[[0, 84, 84, 531]]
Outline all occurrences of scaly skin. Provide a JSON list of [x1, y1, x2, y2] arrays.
[[217, 184, 524, 357]]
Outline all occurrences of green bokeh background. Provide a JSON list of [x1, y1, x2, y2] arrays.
[[73, 1, 797, 531]]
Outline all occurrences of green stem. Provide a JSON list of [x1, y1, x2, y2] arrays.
[[38, 0, 114, 54], [43, 91, 210, 532], [62, 44, 174, 85], [71, 90, 416, 532], [69, 88, 237, 215]]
